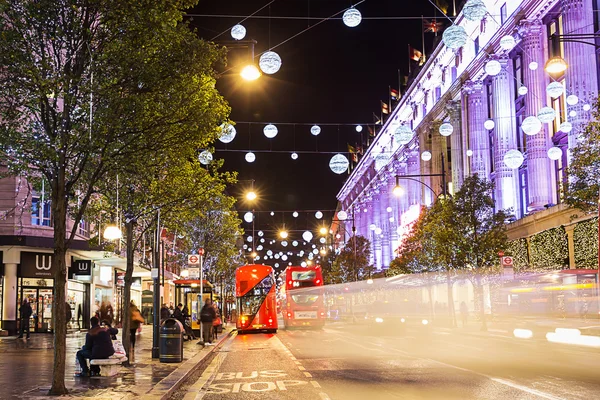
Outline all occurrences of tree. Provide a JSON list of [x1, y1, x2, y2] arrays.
[[565, 102, 600, 269], [0, 1, 228, 393], [332, 235, 372, 282]]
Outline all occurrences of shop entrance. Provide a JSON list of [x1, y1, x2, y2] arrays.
[[20, 286, 54, 333]]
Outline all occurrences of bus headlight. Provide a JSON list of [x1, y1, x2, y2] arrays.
[[375, 317, 384, 323], [422, 319, 429, 325], [400, 318, 405, 323]]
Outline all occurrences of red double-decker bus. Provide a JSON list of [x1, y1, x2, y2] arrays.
[[235, 264, 278, 334], [280, 265, 325, 329]]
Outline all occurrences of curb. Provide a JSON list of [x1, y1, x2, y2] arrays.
[[145, 328, 234, 400]]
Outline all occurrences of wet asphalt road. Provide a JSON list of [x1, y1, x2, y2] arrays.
[[182, 321, 600, 400]]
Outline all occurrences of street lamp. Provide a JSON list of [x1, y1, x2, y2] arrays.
[[103, 225, 122, 240], [393, 153, 448, 199], [246, 190, 257, 201], [240, 65, 261, 81], [544, 34, 600, 74], [279, 230, 288, 239], [219, 39, 262, 81]]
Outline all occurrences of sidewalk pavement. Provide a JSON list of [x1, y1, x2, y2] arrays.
[[0, 324, 233, 399]]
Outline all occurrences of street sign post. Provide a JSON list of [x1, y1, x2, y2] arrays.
[[188, 254, 200, 265]]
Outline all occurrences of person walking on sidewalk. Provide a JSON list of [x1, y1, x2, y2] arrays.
[[17, 299, 33, 339], [160, 303, 170, 323], [200, 299, 216, 345], [75, 316, 115, 377], [130, 300, 144, 362]]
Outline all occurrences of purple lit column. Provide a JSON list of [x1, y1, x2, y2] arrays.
[[463, 80, 491, 179], [447, 101, 464, 190], [372, 193, 382, 270], [519, 20, 554, 211]]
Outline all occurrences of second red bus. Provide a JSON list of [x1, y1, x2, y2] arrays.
[[280, 265, 326, 329]]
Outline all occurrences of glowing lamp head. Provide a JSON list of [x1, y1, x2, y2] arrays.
[[240, 64, 261, 81], [279, 230, 288, 239], [246, 191, 257, 201], [545, 56, 568, 75], [103, 225, 122, 240], [393, 182, 405, 197], [319, 227, 328, 235]]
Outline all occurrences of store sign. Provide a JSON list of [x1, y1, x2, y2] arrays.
[[21, 252, 54, 278], [71, 260, 92, 276]]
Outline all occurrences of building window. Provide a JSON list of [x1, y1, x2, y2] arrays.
[[474, 36, 480, 55], [451, 66, 457, 82], [552, 131, 568, 203], [513, 53, 524, 96], [435, 86, 442, 102], [500, 3, 507, 24], [32, 196, 52, 226], [79, 219, 89, 237]]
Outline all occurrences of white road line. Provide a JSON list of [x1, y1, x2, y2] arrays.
[[290, 356, 297, 360], [304, 372, 313, 378], [295, 360, 301, 365], [319, 392, 331, 400], [298, 365, 306, 371], [311, 381, 321, 388]]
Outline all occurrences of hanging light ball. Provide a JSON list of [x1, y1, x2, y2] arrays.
[[198, 150, 213, 165], [342, 7, 362, 27], [259, 51, 282, 74], [257, 245, 263, 251], [243, 212, 253, 223], [528, 61, 539, 70], [337, 210, 348, 220], [369, 224, 377, 231], [260, 238, 265, 243], [291, 152, 298, 160], [245, 152, 256, 163], [394, 125, 413, 145], [310, 125, 321, 136], [485, 59, 502, 76], [270, 211, 275, 216], [356, 125, 363, 132], [218, 123, 236, 143], [521, 116, 542, 136], [421, 151, 432, 161], [386, 206, 393, 213], [302, 231, 313, 242], [246, 236, 253, 243], [263, 124, 278, 138], [293, 211, 299, 218], [281, 241, 288, 247], [503, 149, 524, 169], [315, 211, 323, 219], [439, 122, 454, 136], [560, 121, 573, 133], [547, 147, 563, 160], [569, 110, 577, 117], [518, 86, 528, 96], [546, 82, 564, 99], [329, 154, 350, 174], [442, 25, 468, 49], [583, 104, 591, 111], [258, 231, 264, 237], [292, 241, 298, 247], [231, 24, 246, 40], [537, 106, 556, 124], [466, 149, 474, 157], [566, 95, 579, 106], [463, 0, 487, 21], [319, 237, 326, 244], [484, 119, 495, 130], [499, 35, 516, 51], [389, 217, 394, 222]]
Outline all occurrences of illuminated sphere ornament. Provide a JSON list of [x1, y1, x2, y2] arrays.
[[439, 122, 454, 136], [259, 51, 282, 74], [386, 207, 393, 213], [356, 125, 363, 132], [315, 211, 323, 219], [560, 121, 573, 133], [375, 227, 382, 235], [310, 125, 321, 136], [231, 24, 246, 40], [263, 124, 278, 138], [293, 211, 299, 218], [463, 0, 487, 21], [485, 60, 502, 76], [569, 110, 577, 117], [466, 149, 474, 157], [566, 95, 579, 106], [257, 245, 263, 251], [342, 7, 362, 27], [337, 210, 348, 220], [537, 107, 556, 124], [503, 149, 524, 169], [292, 241, 298, 247], [518, 86, 528, 96], [243, 212, 253, 223], [329, 154, 349, 174], [421, 151, 432, 161], [302, 231, 313, 242], [546, 82, 564, 99], [319, 237, 326, 244], [267, 250, 273, 256], [270, 211, 275, 216], [281, 241, 288, 247], [218, 123, 236, 143], [583, 104, 591, 111], [529, 61, 538, 70], [258, 231, 264, 237], [547, 147, 563, 160], [484, 119, 495, 130], [369, 224, 377, 231], [198, 150, 213, 165], [247, 236, 252, 242], [521, 116, 542, 136], [291, 152, 298, 160], [442, 25, 468, 50], [499, 35, 516, 51], [394, 125, 413, 145], [245, 152, 256, 163]]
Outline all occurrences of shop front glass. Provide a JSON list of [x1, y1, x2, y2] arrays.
[[94, 287, 113, 323], [0, 276, 3, 322], [67, 280, 89, 329], [18, 278, 54, 333]]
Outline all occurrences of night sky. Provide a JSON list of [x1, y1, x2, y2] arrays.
[[187, 0, 449, 266]]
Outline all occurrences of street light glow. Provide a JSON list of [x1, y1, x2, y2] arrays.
[[246, 191, 257, 201], [393, 184, 405, 197], [319, 227, 328, 235], [279, 230, 288, 239], [240, 64, 261, 81], [103, 225, 122, 240], [545, 56, 568, 74]]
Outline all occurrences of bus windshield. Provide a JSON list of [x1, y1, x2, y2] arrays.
[[238, 275, 273, 316]]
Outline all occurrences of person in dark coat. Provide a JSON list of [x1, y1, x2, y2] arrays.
[[173, 303, 184, 324], [18, 299, 33, 339], [75, 316, 115, 377], [199, 299, 216, 345], [66, 302, 72, 327], [181, 305, 196, 340], [160, 304, 170, 323]]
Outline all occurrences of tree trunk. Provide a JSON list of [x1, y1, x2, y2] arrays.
[[49, 174, 68, 395], [121, 219, 135, 366]]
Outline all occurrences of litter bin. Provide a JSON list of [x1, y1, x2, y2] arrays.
[[159, 318, 184, 363]]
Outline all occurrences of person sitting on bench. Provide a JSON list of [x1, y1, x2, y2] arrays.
[[75, 316, 115, 377]]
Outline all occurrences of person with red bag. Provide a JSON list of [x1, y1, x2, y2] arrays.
[[212, 304, 222, 341]]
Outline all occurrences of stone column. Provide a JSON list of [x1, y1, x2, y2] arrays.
[[2, 248, 20, 334], [565, 224, 576, 269], [380, 185, 392, 267], [519, 20, 554, 212], [492, 57, 519, 214], [418, 123, 434, 206], [427, 121, 445, 201], [562, 0, 599, 153], [447, 100, 464, 191], [372, 194, 382, 270], [463, 80, 491, 180]]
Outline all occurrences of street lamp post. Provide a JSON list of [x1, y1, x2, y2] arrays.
[[218, 39, 261, 81], [393, 153, 448, 199]]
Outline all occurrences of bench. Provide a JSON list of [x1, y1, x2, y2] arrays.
[[89, 353, 128, 377]]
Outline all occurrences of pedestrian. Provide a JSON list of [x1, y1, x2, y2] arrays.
[[199, 298, 216, 345], [130, 300, 144, 362], [75, 316, 115, 377], [17, 299, 33, 339], [77, 304, 83, 329], [212, 303, 222, 341], [173, 303, 184, 325], [66, 302, 72, 328], [169, 302, 174, 315], [105, 301, 114, 325], [93, 300, 100, 319], [182, 305, 196, 340], [460, 301, 468, 327], [160, 303, 170, 323]]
